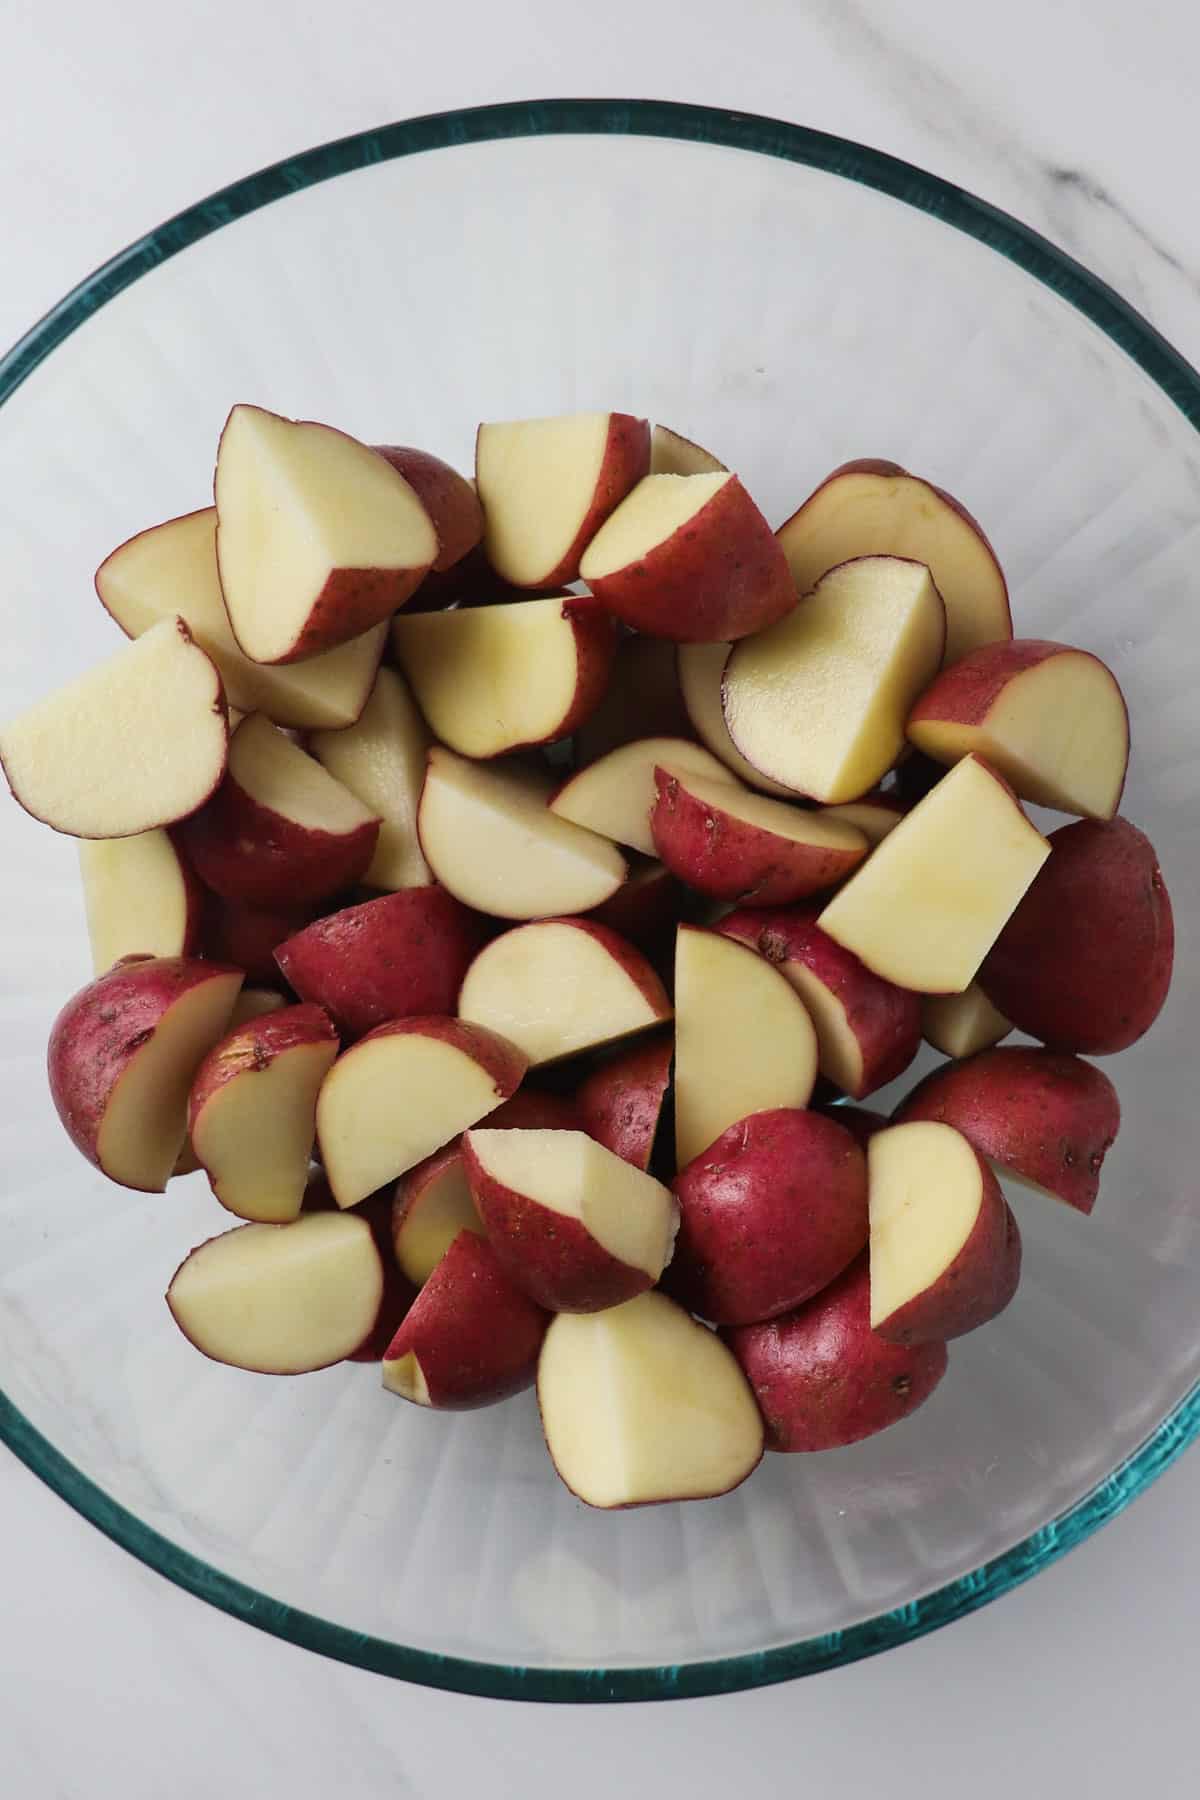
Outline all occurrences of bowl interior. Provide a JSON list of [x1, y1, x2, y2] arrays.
[[2, 113, 1199, 1696]]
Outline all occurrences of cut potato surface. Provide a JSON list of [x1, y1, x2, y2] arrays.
[[458, 919, 670, 1066], [675, 642, 796, 796], [907, 640, 1129, 820], [0, 617, 227, 840], [550, 735, 737, 856], [79, 830, 201, 972], [582, 471, 730, 575], [537, 1291, 764, 1508], [869, 1122, 985, 1326], [189, 1006, 338, 1223], [418, 747, 627, 919], [215, 405, 436, 663], [316, 1018, 527, 1209], [95, 508, 387, 729], [309, 667, 432, 889], [818, 755, 1050, 992], [722, 556, 946, 803], [167, 1212, 383, 1373], [821, 793, 905, 844], [393, 595, 614, 759], [392, 1154, 485, 1286], [476, 411, 649, 588], [922, 984, 1011, 1059], [776, 461, 1012, 665], [674, 926, 818, 1167], [650, 424, 726, 476], [466, 1128, 677, 1281], [234, 714, 378, 833]]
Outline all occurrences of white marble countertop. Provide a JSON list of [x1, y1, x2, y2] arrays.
[[4, 3, 1200, 1794]]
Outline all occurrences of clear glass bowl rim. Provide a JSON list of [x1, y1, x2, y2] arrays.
[[3, 97, 1198, 1703]]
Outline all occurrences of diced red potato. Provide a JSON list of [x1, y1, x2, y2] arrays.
[[575, 1031, 673, 1171], [666, 1109, 868, 1326], [921, 984, 1012, 1059], [580, 472, 795, 642], [895, 1045, 1121, 1216], [675, 642, 797, 797], [649, 424, 726, 476], [980, 817, 1173, 1054], [274, 887, 485, 1042], [723, 1255, 949, 1452], [79, 829, 205, 973], [202, 895, 318, 984], [574, 636, 694, 764], [650, 766, 868, 906], [373, 445, 483, 573], [820, 790, 907, 845], [550, 736, 737, 857], [382, 1230, 549, 1410], [308, 667, 433, 891], [717, 908, 921, 1100], [177, 714, 380, 909], [584, 859, 685, 953]]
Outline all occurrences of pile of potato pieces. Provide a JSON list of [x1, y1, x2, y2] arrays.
[[1, 406, 1174, 1510]]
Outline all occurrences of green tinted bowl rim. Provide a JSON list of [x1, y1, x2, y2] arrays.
[[1, 98, 1197, 1703]]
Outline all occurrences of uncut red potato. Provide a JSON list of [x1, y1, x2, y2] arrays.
[[775, 458, 1012, 665], [391, 1088, 581, 1286], [96, 507, 387, 730], [868, 1121, 1022, 1344], [79, 830, 205, 973], [895, 1045, 1120, 1216], [718, 907, 920, 1101], [475, 410, 650, 588], [723, 1254, 949, 1452], [214, 405, 437, 662], [907, 639, 1128, 820], [650, 766, 868, 905], [666, 1109, 868, 1326], [463, 1127, 678, 1313], [0, 617, 228, 840], [579, 471, 794, 641], [48, 956, 243, 1193], [177, 714, 380, 909], [373, 445, 483, 573], [575, 1032, 673, 1171], [979, 817, 1173, 1054], [275, 887, 485, 1042], [537, 1291, 764, 1508], [188, 1004, 338, 1223], [382, 1230, 549, 1409]]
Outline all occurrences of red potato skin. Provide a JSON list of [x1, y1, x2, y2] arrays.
[[723, 1254, 949, 1451], [663, 1109, 868, 1327], [980, 818, 1173, 1054], [373, 446, 483, 573], [874, 1157, 1022, 1345], [391, 1086, 582, 1253], [777, 459, 1012, 638], [895, 1047, 1120, 1215], [585, 476, 795, 642], [718, 907, 921, 1100], [383, 1229, 549, 1407], [575, 1030, 673, 1170], [199, 891, 319, 983], [461, 1133, 659, 1313], [584, 859, 686, 953], [274, 887, 486, 1041], [651, 768, 867, 906], [479, 413, 650, 590], [47, 957, 243, 1187], [575, 636, 695, 763], [214, 416, 434, 662], [187, 1000, 337, 1123], [177, 769, 380, 911], [529, 598, 621, 745]]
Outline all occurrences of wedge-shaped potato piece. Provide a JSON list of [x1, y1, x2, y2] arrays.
[[309, 668, 432, 889], [549, 735, 736, 857], [817, 755, 1049, 992], [722, 556, 946, 803], [79, 829, 204, 972]]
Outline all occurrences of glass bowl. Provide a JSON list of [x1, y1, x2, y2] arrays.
[[2, 100, 1198, 1703]]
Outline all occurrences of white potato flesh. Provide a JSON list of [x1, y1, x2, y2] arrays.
[[868, 1121, 984, 1325], [309, 667, 432, 888], [79, 830, 194, 972], [580, 472, 729, 578], [476, 412, 616, 586], [550, 736, 737, 855], [459, 922, 667, 1065]]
